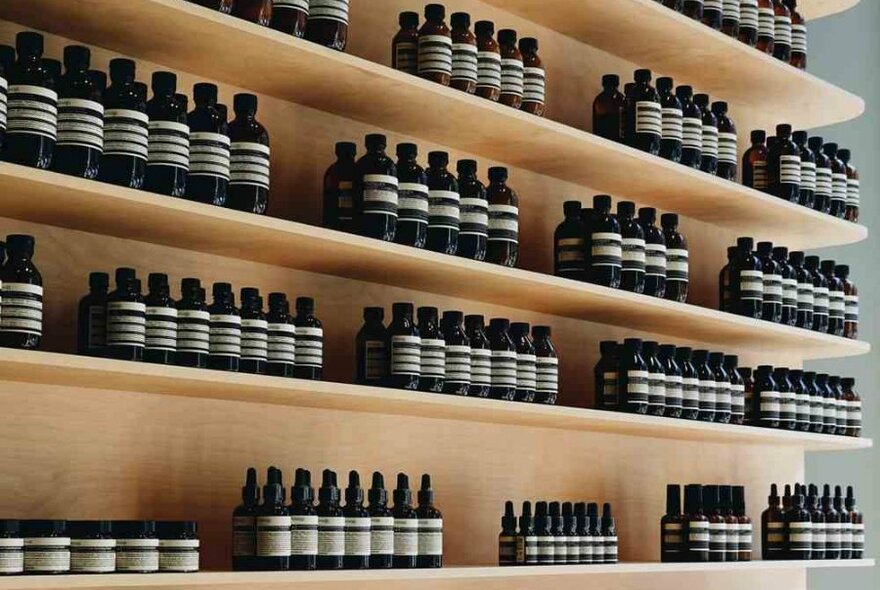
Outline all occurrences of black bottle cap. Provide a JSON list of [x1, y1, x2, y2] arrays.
[[808, 136, 824, 151], [693, 93, 710, 107], [723, 354, 739, 369], [804, 255, 820, 269], [465, 314, 485, 328], [151, 71, 177, 94], [720, 485, 733, 508], [89, 272, 109, 290], [642, 340, 658, 355], [834, 263, 849, 277], [242, 467, 259, 503], [519, 37, 538, 53], [602, 74, 620, 87], [475, 20, 495, 36], [16, 31, 44, 55], [442, 310, 464, 325], [336, 141, 357, 159], [241, 287, 261, 307], [787, 251, 804, 266], [6, 234, 35, 256], [296, 297, 315, 314], [394, 473, 413, 506], [363, 306, 385, 322], [399, 11, 419, 27], [148, 273, 169, 292], [532, 325, 551, 339], [319, 469, 340, 504], [63, 45, 90, 69], [599, 340, 617, 356], [838, 148, 851, 162], [0, 45, 15, 73], [345, 470, 364, 505], [675, 346, 692, 360], [666, 484, 682, 514], [840, 377, 854, 388], [617, 201, 635, 217], [393, 302, 414, 318], [428, 151, 449, 167], [656, 76, 673, 92], [213, 281, 233, 297], [418, 474, 435, 505], [21, 519, 67, 537], [451, 12, 471, 29], [772, 246, 789, 261], [425, 3, 446, 20], [502, 500, 516, 529], [498, 29, 518, 46], [823, 142, 839, 156], [675, 85, 694, 98], [602, 503, 614, 524], [750, 129, 766, 143], [562, 201, 582, 217], [368, 471, 388, 505], [659, 344, 677, 359], [456, 159, 477, 175], [756, 241, 773, 255], [488, 166, 509, 182], [489, 317, 510, 331], [776, 123, 793, 137], [623, 338, 643, 352], [394, 143, 418, 160], [181, 277, 201, 293], [692, 349, 709, 362], [510, 322, 530, 337], [115, 267, 137, 285], [548, 501, 561, 519], [736, 236, 754, 251], [792, 130, 808, 144], [417, 306, 439, 323], [593, 194, 612, 211], [637, 207, 657, 224], [660, 213, 679, 228], [234, 93, 258, 113], [365, 133, 387, 151], [634, 68, 652, 83], [109, 57, 136, 80], [711, 101, 728, 114], [819, 259, 836, 274], [193, 82, 218, 105]]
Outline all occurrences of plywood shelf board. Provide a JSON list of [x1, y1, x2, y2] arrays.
[[801, 0, 861, 19], [477, 0, 864, 130], [0, 1, 867, 250], [0, 164, 870, 360], [0, 349, 870, 452]]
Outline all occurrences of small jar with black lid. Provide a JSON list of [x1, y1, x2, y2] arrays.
[[114, 521, 159, 573], [0, 520, 23, 575], [22, 520, 70, 574], [69, 520, 115, 574], [157, 521, 199, 573]]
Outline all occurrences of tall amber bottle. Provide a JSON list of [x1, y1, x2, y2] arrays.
[[809, 136, 832, 214], [657, 77, 683, 163], [792, 131, 815, 208], [485, 167, 519, 267], [227, 93, 270, 215], [392, 12, 420, 76], [771, 0, 792, 62], [627, 69, 661, 156], [676, 85, 703, 168], [450, 12, 477, 93], [662, 213, 688, 303], [426, 151, 460, 255], [271, 0, 309, 38], [739, 0, 760, 46], [769, 124, 800, 202], [232, 0, 272, 26], [823, 142, 847, 219], [498, 30, 524, 110], [306, 0, 350, 51], [694, 93, 718, 174], [519, 38, 545, 117], [756, 0, 775, 54], [712, 102, 737, 181], [144, 71, 189, 198], [322, 141, 358, 233], [838, 149, 859, 222], [418, 4, 452, 86], [785, 0, 807, 68], [395, 143, 429, 248], [356, 134, 398, 242], [835, 264, 858, 340], [474, 21, 501, 102], [742, 130, 768, 192], [593, 74, 626, 143], [589, 195, 622, 289]]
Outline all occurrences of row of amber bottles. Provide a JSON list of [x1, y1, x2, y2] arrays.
[[392, 5, 546, 117], [0, 33, 270, 214], [554, 196, 689, 303], [743, 125, 860, 222], [593, 70, 738, 181], [322, 136, 519, 267], [655, 0, 807, 69], [719, 237, 859, 339], [190, 0, 349, 51]]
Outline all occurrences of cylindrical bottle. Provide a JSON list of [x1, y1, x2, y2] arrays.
[[144, 273, 178, 365], [589, 195, 622, 289], [5, 32, 57, 169], [821, 260, 845, 337], [803, 371, 823, 434], [487, 318, 517, 401], [426, 151, 460, 255], [387, 303, 420, 390], [743, 130, 769, 192], [264, 293, 296, 377], [115, 520, 159, 573], [342, 472, 371, 570], [627, 69, 661, 155], [441, 311, 470, 395], [838, 148, 859, 222], [499, 501, 517, 566], [186, 82, 230, 206], [294, 297, 323, 380], [731, 237, 763, 319], [809, 136, 832, 214], [712, 102, 737, 180], [555, 200, 587, 282], [99, 58, 147, 189], [786, 493, 812, 560], [675, 85, 703, 168], [709, 352, 731, 424], [691, 350, 716, 423], [450, 12, 478, 94], [756, 241, 782, 323], [510, 322, 537, 403], [417, 306, 445, 393], [616, 201, 646, 293], [642, 341, 667, 417], [657, 77, 683, 162], [498, 29, 524, 109], [144, 71, 189, 197], [593, 74, 627, 143], [456, 159, 488, 261], [77, 272, 109, 357], [227, 93, 271, 215], [465, 315, 491, 398], [771, 0, 793, 62], [661, 214, 688, 303], [695, 93, 718, 174], [104, 268, 144, 361], [792, 131, 815, 207], [756, 0, 776, 53], [356, 307, 389, 387], [392, 12, 420, 76], [519, 38, 545, 117], [659, 345, 683, 418], [367, 472, 393, 570], [740, 367, 755, 425], [619, 338, 649, 414], [392, 474, 418, 569], [532, 326, 558, 405], [253, 469, 289, 571], [639, 208, 667, 298], [52, 45, 103, 179], [721, 0, 742, 36], [739, 0, 760, 45], [323, 141, 358, 233], [703, 0, 724, 29], [788, 369, 811, 432], [704, 486, 727, 563], [394, 143, 429, 248], [719, 246, 736, 312], [306, 0, 349, 51], [316, 470, 344, 571], [288, 469, 318, 571], [785, 0, 807, 67], [662, 485, 684, 563], [761, 484, 785, 559], [416, 474, 443, 568], [824, 142, 848, 219], [0, 45, 14, 154], [684, 485, 710, 562], [846, 487, 864, 558], [789, 251, 814, 329], [207, 282, 241, 372], [474, 21, 501, 102], [271, 0, 309, 37], [774, 246, 797, 327], [175, 279, 210, 369], [486, 167, 519, 267], [754, 365, 780, 428], [417, 4, 452, 86], [595, 340, 620, 411], [773, 367, 796, 430], [676, 347, 700, 420], [356, 134, 398, 241], [804, 255, 829, 333], [769, 124, 801, 202], [239, 288, 268, 375]]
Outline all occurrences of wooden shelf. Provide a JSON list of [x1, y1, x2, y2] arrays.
[[801, 0, 861, 19], [0, 349, 871, 452], [0, 2, 868, 250], [0, 164, 870, 360], [477, 0, 864, 130], [0, 561, 873, 589]]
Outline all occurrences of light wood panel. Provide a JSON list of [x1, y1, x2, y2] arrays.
[[801, 0, 861, 19], [0, 349, 869, 451], [471, 0, 864, 130], [0, 1, 868, 250], [0, 561, 873, 590], [0, 166, 868, 360]]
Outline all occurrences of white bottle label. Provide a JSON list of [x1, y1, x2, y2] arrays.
[[268, 322, 296, 364], [763, 273, 783, 304], [395, 42, 418, 75], [241, 318, 269, 362], [661, 107, 683, 142], [752, 160, 768, 189], [421, 337, 446, 379], [145, 306, 178, 352], [295, 326, 323, 368], [476, 51, 502, 91], [829, 290, 846, 320], [758, 7, 775, 38], [645, 243, 667, 277], [107, 300, 147, 347], [391, 334, 421, 376], [682, 117, 703, 150], [635, 101, 662, 137], [256, 516, 291, 557], [230, 142, 270, 190], [471, 348, 492, 386], [845, 295, 859, 324], [722, 0, 740, 20], [815, 166, 833, 197], [56, 98, 104, 151], [451, 43, 478, 84], [398, 182, 430, 225], [718, 132, 738, 164], [622, 237, 646, 274], [488, 204, 519, 243], [832, 172, 848, 206], [648, 371, 666, 407], [792, 23, 808, 53], [591, 232, 622, 268], [523, 66, 546, 105], [0, 537, 23, 574], [797, 281, 814, 312], [702, 126, 719, 158], [209, 314, 241, 357], [178, 309, 210, 354], [158, 539, 199, 572], [1, 283, 43, 336], [370, 516, 394, 556], [290, 514, 318, 556], [393, 519, 418, 557], [362, 174, 399, 218], [626, 370, 649, 404], [740, 270, 763, 301], [774, 15, 792, 46], [307, 0, 349, 24], [667, 248, 689, 284], [115, 539, 159, 572], [428, 190, 460, 230], [418, 519, 443, 557], [147, 120, 190, 171], [516, 353, 537, 391], [364, 340, 388, 381], [7, 85, 57, 140], [344, 518, 371, 557], [801, 161, 816, 192], [740, 0, 759, 29], [782, 277, 798, 310], [846, 178, 860, 207], [760, 390, 781, 421], [188, 131, 231, 180], [536, 356, 559, 395], [779, 154, 801, 185], [491, 350, 518, 388], [274, 0, 310, 11], [70, 538, 115, 573], [0, 77, 7, 132], [318, 516, 345, 557], [459, 197, 488, 236], [104, 108, 149, 160], [232, 516, 256, 557], [500, 58, 524, 98], [418, 35, 453, 78]]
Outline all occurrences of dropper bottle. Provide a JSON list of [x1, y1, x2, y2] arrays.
[[417, 475, 443, 568], [255, 467, 290, 570], [368, 472, 393, 569], [534, 501, 554, 565], [520, 501, 538, 565], [342, 471, 370, 570], [290, 469, 318, 571], [316, 470, 344, 570], [601, 504, 618, 563], [232, 467, 260, 571], [392, 474, 418, 568], [499, 501, 517, 566]]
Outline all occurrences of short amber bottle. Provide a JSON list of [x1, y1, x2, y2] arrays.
[[820, 259, 845, 337], [619, 338, 649, 415], [711, 102, 737, 181], [719, 246, 736, 312], [306, 0, 349, 51], [426, 151, 460, 255], [450, 12, 477, 94], [498, 29, 524, 110], [593, 74, 626, 143], [771, 0, 792, 62], [395, 143, 429, 248], [731, 237, 762, 320], [639, 207, 666, 298], [417, 4, 452, 86], [271, 0, 309, 38], [838, 149, 859, 222], [769, 124, 800, 202], [456, 159, 488, 260], [627, 69, 661, 155], [486, 167, 519, 268], [232, 0, 272, 26], [661, 487, 684, 562], [590, 195, 622, 288], [684, 485, 710, 562], [99, 58, 147, 189], [555, 201, 587, 282], [53, 45, 103, 180], [144, 71, 188, 198], [392, 12, 420, 76], [186, 82, 229, 207], [519, 38, 545, 117], [742, 130, 769, 192], [618, 201, 645, 294], [474, 21, 501, 101], [804, 255, 829, 333]]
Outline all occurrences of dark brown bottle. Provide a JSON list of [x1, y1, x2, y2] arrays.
[[271, 0, 309, 38], [771, 0, 792, 62], [788, 369, 810, 431], [835, 264, 858, 339], [821, 259, 845, 337], [731, 237, 762, 320], [392, 12, 420, 76], [232, 0, 272, 26], [627, 69, 661, 155], [450, 12, 477, 94], [786, 493, 812, 560], [52, 45, 103, 180], [643, 341, 666, 417], [785, 0, 807, 68], [753, 366, 779, 428], [676, 347, 700, 420], [789, 251, 814, 330], [555, 201, 586, 282], [684, 485, 710, 563], [426, 151, 460, 255], [519, 38, 545, 117], [498, 29, 524, 110], [841, 379, 861, 437], [743, 130, 769, 192], [712, 102, 737, 181], [682, 1, 704, 21], [355, 134, 398, 242], [227, 93, 270, 215], [809, 136, 832, 214], [145, 71, 189, 198], [762, 484, 785, 559], [593, 74, 626, 143], [192, 0, 234, 12], [719, 246, 736, 312], [474, 21, 501, 102], [756, 0, 776, 54], [417, 4, 452, 86], [595, 340, 619, 410], [322, 141, 357, 233], [719, 485, 739, 562], [773, 246, 797, 327], [387, 302, 420, 391], [694, 93, 718, 174], [733, 486, 752, 561], [757, 241, 782, 323], [185, 82, 229, 207], [659, 345, 683, 418], [769, 124, 800, 202], [838, 149, 859, 222], [739, 0, 760, 46], [721, 0, 741, 37], [618, 201, 645, 294], [486, 167, 519, 267], [306, 0, 349, 51], [725, 355, 746, 425], [657, 77, 683, 162], [805, 255, 829, 333], [99, 58, 147, 189], [702, 0, 723, 29], [619, 338, 649, 415], [589, 195, 622, 289], [0, 44, 14, 153], [661, 214, 688, 303], [456, 159, 488, 260], [676, 85, 703, 168], [639, 208, 666, 298], [661, 485, 685, 563], [395, 143, 429, 249], [792, 131, 815, 207]]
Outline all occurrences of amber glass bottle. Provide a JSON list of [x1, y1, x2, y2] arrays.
[[771, 0, 792, 62], [556, 201, 587, 282], [227, 93, 270, 215], [756, 241, 782, 323], [589, 195, 622, 289], [232, 0, 272, 26], [805, 255, 829, 333], [756, 0, 776, 54], [306, 0, 349, 51], [769, 124, 800, 202], [322, 141, 358, 233], [392, 12, 420, 76], [627, 69, 661, 155], [99, 58, 147, 187], [356, 134, 398, 242], [486, 167, 519, 268], [395, 143, 429, 248], [271, 0, 309, 38], [450, 12, 477, 94], [426, 151, 460, 255], [809, 136, 832, 214], [838, 149, 859, 222], [474, 21, 501, 102], [719, 246, 736, 312], [639, 207, 666, 298], [821, 259, 845, 337], [618, 201, 645, 294], [721, 0, 741, 37], [186, 82, 229, 206], [702, 0, 723, 29], [418, 4, 452, 86], [742, 130, 768, 192], [593, 74, 626, 143], [824, 142, 847, 219], [53, 45, 103, 180], [456, 159, 488, 260], [731, 237, 762, 320], [662, 214, 688, 303], [792, 131, 815, 208], [712, 102, 737, 181], [498, 30, 524, 110], [657, 77, 683, 162], [519, 38, 545, 117], [676, 85, 703, 168], [739, 0, 760, 46], [144, 72, 189, 197], [835, 264, 858, 340], [694, 94, 718, 174]]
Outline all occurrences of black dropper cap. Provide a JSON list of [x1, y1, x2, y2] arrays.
[[292, 468, 312, 504], [418, 474, 435, 505], [319, 469, 340, 505], [336, 141, 357, 159], [345, 470, 364, 506], [845, 485, 856, 509], [502, 501, 517, 530], [394, 473, 413, 507], [242, 467, 259, 504], [263, 466, 283, 504], [519, 501, 534, 531], [587, 502, 600, 528], [602, 503, 615, 527], [667, 484, 682, 515], [399, 11, 419, 28], [368, 471, 388, 506]]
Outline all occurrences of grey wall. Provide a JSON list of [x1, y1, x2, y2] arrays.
[[807, 2, 879, 589]]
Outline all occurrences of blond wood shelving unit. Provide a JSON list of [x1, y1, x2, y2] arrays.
[[801, 0, 861, 19]]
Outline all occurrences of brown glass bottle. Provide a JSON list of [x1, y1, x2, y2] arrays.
[[809, 136, 831, 214], [712, 102, 737, 180], [306, 0, 349, 51], [418, 4, 452, 86], [733, 486, 752, 561], [682, 1, 704, 20], [657, 76, 683, 162], [227, 93, 270, 215], [835, 264, 858, 340], [322, 141, 357, 233], [792, 131, 815, 208], [356, 134, 398, 242], [702, 0, 723, 29], [676, 85, 703, 168], [739, 0, 760, 45], [769, 124, 800, 202], [498, 29, 524, 110], [838, 149, 859, 222], [271, 0, 308, 38], [396, 143, 429, 249], [519, 38, 545, 117], [193, 0, 234, 12], [392, 12, 420, 76], [731, 237, 762, 320], [486, 167, 519, 267], [694, 93, 718, 174], [823, 142, 847, 218], [661, 485, 685, 563], [771, 0, 792, 62], [474, 21, 501, 101], [590, 195, 622, 289], [627, 69, 661, 155], [232, 0, 272, 26], [684, 485, 710, 562], [719, 246, 736, 312], [593, 74, 626, 143], [762, 484, 785, 559], [662, 214, 688, 303], [756, 0, 776, 53], [742, 130, 769, 192], [821, 259, 845, 337], [450, 12, 477, 94], [721, 0, 741, 37], [785, 0, 807, 68], [841, 379, 861, 437]]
